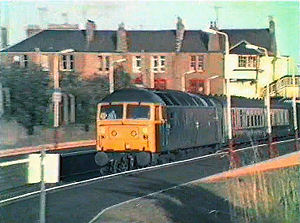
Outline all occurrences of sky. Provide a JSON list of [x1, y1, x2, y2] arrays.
[[0, 0, 299, 63]]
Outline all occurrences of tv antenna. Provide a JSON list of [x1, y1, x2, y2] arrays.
[[214, 6, 222, 27], [62, 12, 68, 24], [38, 7, 48, 28]]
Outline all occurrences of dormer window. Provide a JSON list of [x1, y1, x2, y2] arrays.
[[238, 55, 259, 68]]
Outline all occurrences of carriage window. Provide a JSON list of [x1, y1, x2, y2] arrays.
[[285, 110, 289, 124], [247, 115, 250, 127], [239, 110, 243, 128], [100, 105, 123, 120], [251, 115, 254, 127], [127, 105, 150, 120]]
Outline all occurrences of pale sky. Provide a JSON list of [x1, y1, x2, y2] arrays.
[[1, 0, 299, 63]]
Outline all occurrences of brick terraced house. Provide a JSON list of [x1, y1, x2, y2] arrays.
[[1, 17, 284, 122]]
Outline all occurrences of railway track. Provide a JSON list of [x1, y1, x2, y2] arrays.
[[0, 137, 297, 205]]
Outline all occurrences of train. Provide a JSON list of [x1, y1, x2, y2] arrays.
[[94, 88, 299, 174]]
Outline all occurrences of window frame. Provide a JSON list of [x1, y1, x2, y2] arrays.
[[152, 55, 166, 73], [61, 54, 74, 71], [133, 55, 142, 73], [18, 55, 29, 68], [126, 104, 151, 120], [98, 55, 111, 72], [238, 55, 259, 68], [190, 55, 204, 72]]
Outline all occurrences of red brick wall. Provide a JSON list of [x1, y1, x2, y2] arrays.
[[1, 52, 225, 95]]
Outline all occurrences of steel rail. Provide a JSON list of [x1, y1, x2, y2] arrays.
[[0, 138, 297, 205]]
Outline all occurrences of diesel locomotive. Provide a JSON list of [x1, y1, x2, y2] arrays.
[[94, 88, 297, 173]]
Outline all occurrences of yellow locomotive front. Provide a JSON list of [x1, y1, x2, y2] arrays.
[[96, 102, 162, 154]]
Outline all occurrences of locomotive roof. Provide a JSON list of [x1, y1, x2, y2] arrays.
[[101, 89, 292, 109], [214, 96, 292, 109], [101, 88, 165, 104], [100, 88, 216, 107]]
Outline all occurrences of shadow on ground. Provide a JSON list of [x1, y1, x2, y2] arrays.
[[96, 174, 233, 223]]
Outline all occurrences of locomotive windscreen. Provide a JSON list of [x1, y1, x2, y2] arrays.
[[100, 105, 123, 120], [127, 105, 150, 120]]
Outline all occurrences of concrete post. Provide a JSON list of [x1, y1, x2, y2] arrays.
[[53, 55, 59, 89], [109, 64, 114, 93], [63, 94, 69, 125], [69, 94, 75, 123], [52, 91, 62, 127]]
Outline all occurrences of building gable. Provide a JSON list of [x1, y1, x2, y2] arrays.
[[230, 40, 263, 55], [221, 28, 274, 55]]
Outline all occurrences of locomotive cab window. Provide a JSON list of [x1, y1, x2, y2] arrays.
[[127, 105, 150, 120], [100, 105, 123, 120]]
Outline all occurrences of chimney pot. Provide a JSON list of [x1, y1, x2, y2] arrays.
[[268, 16, 277, 56], [116, 22, 128, 52], [1, 27, 8, 49], [26, 25, 41, 38], [86, 20, 96, 44], [176, 17, 185, 52]]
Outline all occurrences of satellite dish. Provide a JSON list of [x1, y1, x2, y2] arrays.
[[13, 55, 20, 62]]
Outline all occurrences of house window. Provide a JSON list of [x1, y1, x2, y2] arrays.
[[105, 56, 110, 71], [98, 56, 103, 71], [238, 56, 258, 68], [61, 55, 74, 70], [190, 55, 204, 71], [22, 55, 28, 68], [238, 56, 247, 67], [133, 56, 142, 73], [152, 56, 165, 73], [98, 55, 110, 72], [13, 55, 28, 67]]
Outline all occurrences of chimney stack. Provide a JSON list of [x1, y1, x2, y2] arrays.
[[1, 27, 8, 49], [268, 16, 277, 56], [207, 21, 221, 52], [86, 20, 96, 44], [175, 17, 185, 52], [26, 25, 41, 38], [116, 22, 128, 52]]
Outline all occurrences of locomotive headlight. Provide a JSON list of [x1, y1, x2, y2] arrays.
[[100, 128, 105, 135], [142, 128, 148, 134], [111, 130, 117, 136], [131, 130, 137, 137]]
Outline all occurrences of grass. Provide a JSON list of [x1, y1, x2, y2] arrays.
[[202, 166, 300, 223]]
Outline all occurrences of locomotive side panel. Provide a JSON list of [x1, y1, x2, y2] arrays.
[[162, 106, 220, 151]]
